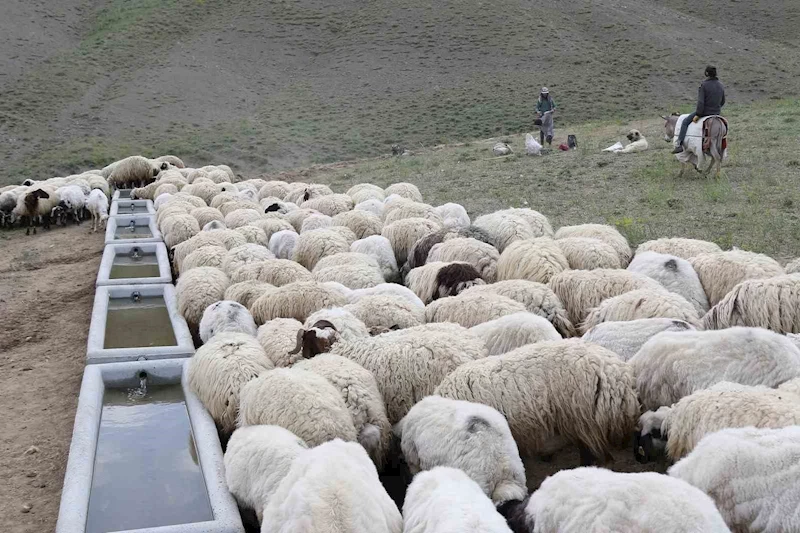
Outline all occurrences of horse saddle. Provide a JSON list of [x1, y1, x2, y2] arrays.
[[700, 116, 728, 153]]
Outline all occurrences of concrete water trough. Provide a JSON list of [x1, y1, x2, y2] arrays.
[[56, 358, 244, 533], [112, 189, 133, 201], [87, 284, 194, 364], [96, 242, 172, 286], [105, 214, 161, 245], [110, 198, 155, 217]]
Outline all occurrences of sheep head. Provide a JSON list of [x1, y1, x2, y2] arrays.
[[633, 407, 670, 463], [289, 319, 339, 359]]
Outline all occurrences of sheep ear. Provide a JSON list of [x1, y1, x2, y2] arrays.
[[660, 115, 668, 121], [288, 328, 304, 355]]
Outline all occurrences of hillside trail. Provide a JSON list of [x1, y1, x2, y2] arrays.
[[0, 224, 103, 533]]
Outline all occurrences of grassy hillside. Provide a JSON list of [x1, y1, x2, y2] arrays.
[[1, 0, 799, 181], [262, 99, 800, 261]]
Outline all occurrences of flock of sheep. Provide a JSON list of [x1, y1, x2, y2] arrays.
[[12, 154, 800, 532]]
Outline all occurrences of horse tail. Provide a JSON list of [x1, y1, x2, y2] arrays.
[[708, 118, 725, 163]]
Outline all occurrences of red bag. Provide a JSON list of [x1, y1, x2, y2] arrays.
[[558, 143, 569, 151]]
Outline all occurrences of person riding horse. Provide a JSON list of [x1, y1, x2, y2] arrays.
[[673, 66, 725, 154], [535, 87, 556, 146]]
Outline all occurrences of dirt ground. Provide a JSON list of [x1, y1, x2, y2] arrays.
[[0, 223, 104, 533]]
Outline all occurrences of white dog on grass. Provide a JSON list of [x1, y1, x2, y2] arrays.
[[615, 129, 649, 154]]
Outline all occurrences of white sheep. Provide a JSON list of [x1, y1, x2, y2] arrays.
[[258, 180, 291, 200], [256, 318, 304, 368], [354, 198, 385, 218], [690, 249, 785, 306], [669, 426, 800, 533], [181, 246, 226, 272], [347, 283, 425, 309], [635, 237, 722, 260], [233, 224, 268, 246], [221, 244, 275, 275], [292, 228, 351, 270], [628, 251, 709, 315], [434, 202, 470, 229], [403, 467, 514, 533], [384, 182, 422, 202], [344, 294, 425, 335], [172, 230, 247, 272], [581, 318, 695, 361], [435, 339, 639, 463], [51, 185, 86, 225], [381, 217, 442, 265], [249, 280, 347, 324], [555, 223, 632, 266], [703, 273, 800, 333], [332, 209, 383, 239], [301, 193, 354, 217], [299, 213, 332, 233], [405, 261, 485, 304], [630, 326, 800, 410], [175, 266, 230, 329], [496, 237, 569, 284], [224, 280, 275, 309], [384, 199, 442, 226], [472, 212, 536, 252], [502, 467, 730, 533], [198, 300, 258, 343], [347, 183, 385, 204], [427, 237, 500, 283], [267, 229, 299, 260], [580, 288, 700, 333], [494, 208, 553, 238], [555, 237, 621, 270], [229, 259, 312, 286], [395, 396, 527, 504], [471, 312, 561, 355], [786, 258, 800, 274], [350, 235, 400, 283], [425, 291, 527, 328]]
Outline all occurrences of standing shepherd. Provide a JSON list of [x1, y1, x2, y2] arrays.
[[536, 87, 556, 146]]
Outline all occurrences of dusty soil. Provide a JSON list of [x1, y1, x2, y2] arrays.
[[0, 223, 104, 533]]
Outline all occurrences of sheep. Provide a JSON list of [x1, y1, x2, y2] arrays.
[[300, 193, 354, 217], [435, 339, 640, 463], [283, 183, 334, 205], [347, 183, 385, 204], [172, 230, 247, 273], [187, 333, 273, 435], [256, 317, 304, 367], [384, 200, 443, 226], [260, 439, 403, 533], [381, 217, 442, 265], [162, 214, 200, 248], [298, 307, 371, 352], [384, 182, 422, 202], [354, 198, 385, 218], [395, 396, 526, 504], [238, 368, 357, 446], [350, 235, 400, 283], [107, 156, 163, 189], [224, 280, 275, 309], [343, 294, 425, 335], [291, 228, 351, 270], [472, 212, 536, 252], [434, 202, 470, 229], [786, 258, 800, 274], [628, 251, 709, 315], [155, 154, 185, 168], [299, 213, 332, 233], [668, 426, 800, 533], [634, 382, 800, 462], [182, 181, 220, 205], [249, 218, 295, 242], [323, 224, 357, 244], [268, 230, 299, 260], [233, 224, 268, 246], [555, 237, 621, 270], [154, 183, 178, 199], [332, 209, 383, 239], [781, 376, 800, 394], [259, 196, 291, 214], [181, 245, 227, 272], [425, 292, 528, 328], [502, 467, 730, 533], [250, 280, 348, 324], [405, 261, 485, 305], [86, 189, 109, 232], [15, 186, 59, 235], [690, 249, 785, 307], [427, 237, 500, 282], [496, 238, 569, 285], [258, 180, 291, 200], [330, 322, 487, 423], [224, 208, 263, 229], [403, 467, 514, 533], [230, 259, 312, 286], [347, 283, 425, 309], [223, 425, 308, 523], [581, 318, 695, 361], [51, 185, 86, 226], [460, 280, 576, 337], [636, 237, 722, 260], [580, 288, 700, 333], [0, 189, 20, 227], [471, 312, 562, 355], [175, 266, 230, 329], [171, 192, 206, 208], [547, 268, 664, 326], [630, 327, 800, 410], [702, 273, 800, 333], [313, 262, 385, 289], [555, 223, 632, 266], [283, 208, 321, 232], [190, 206, 224, 229], [198, 300, 258, 343], [294, 354, 391, 467], [494, 208, 554, 238], [221, 244, 275, 276], [210, 192, 238, 209]]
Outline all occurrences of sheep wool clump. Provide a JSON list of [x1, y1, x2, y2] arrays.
[[224, 280, 275, 309], [350, 235, 400, 283], [472, 212, 536, 253], [256, 317, 305, 368], [347, 183, 385, 204], [181, 245, 226, 272], [384, 182, 423, 202]]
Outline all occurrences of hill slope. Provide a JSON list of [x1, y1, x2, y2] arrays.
[[1, 0, 799, 181]]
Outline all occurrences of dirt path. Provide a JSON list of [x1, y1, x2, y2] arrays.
[[0, 224, 104, 533]]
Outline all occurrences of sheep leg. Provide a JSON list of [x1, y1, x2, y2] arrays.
[[578, 443, 598, 466]]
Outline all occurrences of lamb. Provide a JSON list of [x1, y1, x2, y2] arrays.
[[186, 333, 273, 435], [260, 439, 403, 533], [51, 185, 86, 226], [628, 251, 709, 315], [395, 396, 527, 504], [501, 467, 730, 533], [381, 217, 442, 265], [472, 212, 537, 252], [86, 189, 110, 232], [330, 322, 487, 423], [384, 182, 423, 202], [668, 426, 800, 533], [224, 280, 275, 309], [294, 354, 391, 468], [554, 223, 632, 266], [434, 202, 470, 229], [579, 288, 700, 333], [471, 312, 561, 355], [249, 280, 347, 324], [237, 368, 357, 446], [635, 382, 800, 462], [332, 209, 383, 239], [291, 228, 351, 270], [343, 294, 425, 335], [256, 318, 305, 367], [555, 237, 621, 270], [403, 467, 514, 533], [300, 193, 354, 217], [496, 238, 569, 284], [581, 318, 695, 361], [198, 300, 258, 343], [690, 249, 785, 306], [630, 327, 800, 410], [230, 259, 312, 286], [427, 237, 500, 282], [635, 237, 722, 260], [425, 292, 528, 328], [223, 425, 308, 523], [405, 261, 485, 304], [702, 273, 800, 333], [460, 280, 576, 337], [350, 235, 400, 283], [435, 339, 640, 463], [548, 268, 663, 326], [221, 244, 275, 276], [175, 266, 230, 329], [268, 230, 299, 260]]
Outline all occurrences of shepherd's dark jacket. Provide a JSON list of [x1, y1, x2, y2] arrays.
[[696, 78, 725, 116]]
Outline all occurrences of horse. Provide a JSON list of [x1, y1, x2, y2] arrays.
[[662, 114, 727, 178]]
